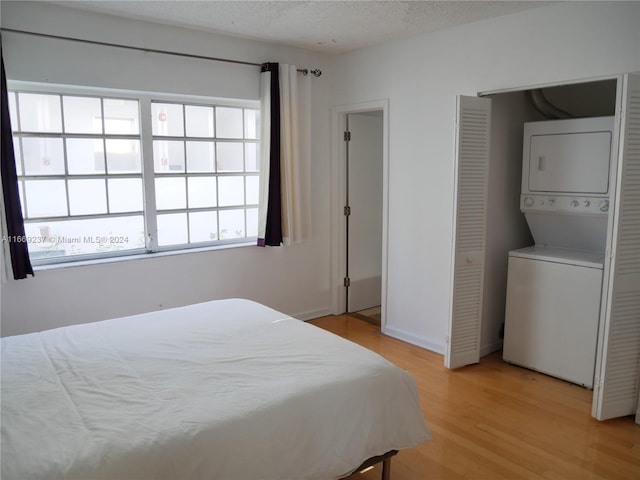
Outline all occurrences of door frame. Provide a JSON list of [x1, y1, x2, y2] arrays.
[[330, 100, 389, 329], [462, 73, 639, 420], [451, 74, 622, 365]]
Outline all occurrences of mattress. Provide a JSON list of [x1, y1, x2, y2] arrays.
[[1, 298, 430, 480]]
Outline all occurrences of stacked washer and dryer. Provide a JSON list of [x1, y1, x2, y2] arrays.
[[503, 116, 614, 389]]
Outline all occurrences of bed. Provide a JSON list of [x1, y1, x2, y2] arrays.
[[1, 298, 430, 480]]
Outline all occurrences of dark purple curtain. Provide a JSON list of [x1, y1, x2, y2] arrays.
[[1, 50, 34, 279], [258, 62, 283, 247]]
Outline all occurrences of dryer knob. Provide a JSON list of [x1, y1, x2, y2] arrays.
[[523, 197, 534, 208], [570, 200, 579, 207], [583, 200, 591, 208], [599, 200, 609, 212]]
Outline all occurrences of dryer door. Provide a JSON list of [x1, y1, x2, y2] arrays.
[[522, 116, 615, 196], [528, 131, 612, 194]]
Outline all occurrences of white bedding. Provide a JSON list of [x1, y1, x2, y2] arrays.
[[1, 299, 430, 480]]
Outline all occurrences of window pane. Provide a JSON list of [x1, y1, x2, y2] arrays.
[[189, 211, 218, 243], [154, 140, 185, 173], [66, 138, 105, 174], [245, 143, 258, 172], [106, 139, 141, 173], [216, 142, 243, 172], [24, 216, 144, 259], [218, 176, 244, 207], [63, 96, 102, 134], [246, 176, 259, 205], [246, 207, 258, 237], [244, 109, 260, 139], [215, 107, 243, 138], [8, 92, 18, 129], [68, 179, 107, 215], [103, 99, 139, 134], [22, 137, 65, 175], [155, 177, 186, 210], [185, 105, 214, 137], [157, 213, 188, 246], [187, 177, 216, 208], [18, 93, 62, 133], [13, 137, 23, 176], [24, 180, 67, 217], [186, 141, 215, 172], [219, 209, 245, 239], [108, 178, 143, 213], [152, 103, 184, 137]]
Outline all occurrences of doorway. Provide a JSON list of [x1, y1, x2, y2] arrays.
[[447, 79, 619, 369], [345, 111, 383, 324], [330, 100, 389, 331]]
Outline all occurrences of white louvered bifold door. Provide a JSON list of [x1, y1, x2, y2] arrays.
[[446, 96, 492, 369], [593, 73, 640, 420]]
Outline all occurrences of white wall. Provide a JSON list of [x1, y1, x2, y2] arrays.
[[329, 1, 640, 353], [0, 1, 333, 336]]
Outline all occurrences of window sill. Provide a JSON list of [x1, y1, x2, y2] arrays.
[[33, 241, 257, 272]]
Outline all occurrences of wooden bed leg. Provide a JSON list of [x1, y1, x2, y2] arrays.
[[381, 457, 391, 480]]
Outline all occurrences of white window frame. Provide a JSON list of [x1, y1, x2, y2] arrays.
[[8, 81, 260, 266]]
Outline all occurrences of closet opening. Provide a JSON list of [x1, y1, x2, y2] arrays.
[[448, 74, 640, 421]]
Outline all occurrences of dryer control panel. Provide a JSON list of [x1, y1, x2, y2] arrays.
[[521, 194, 609, 215]]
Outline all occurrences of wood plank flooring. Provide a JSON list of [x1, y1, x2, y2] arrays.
[[309, 314, 640, 480]]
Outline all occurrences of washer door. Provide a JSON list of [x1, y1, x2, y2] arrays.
[[503, 256, 603, 388]]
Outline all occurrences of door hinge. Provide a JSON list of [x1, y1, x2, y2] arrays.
[[344, 277, 351, 287], [344, 130, 351, 142], [344, 205, 351, 216]]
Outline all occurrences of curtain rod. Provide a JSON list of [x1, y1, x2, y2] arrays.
[[0, 27, 322, 77]]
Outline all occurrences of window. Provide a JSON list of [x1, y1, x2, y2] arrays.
[[8, 87, 260, 264]]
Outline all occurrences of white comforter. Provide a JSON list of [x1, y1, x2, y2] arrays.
[[1, 299, 430, 480]]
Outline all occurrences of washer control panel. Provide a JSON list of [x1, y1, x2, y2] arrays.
[[520, 195, 609, 215]]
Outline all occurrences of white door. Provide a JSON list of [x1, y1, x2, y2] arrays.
[[592, 73, 640, 420], [346, 112, 383, 313], [445, 95, 492, 369]]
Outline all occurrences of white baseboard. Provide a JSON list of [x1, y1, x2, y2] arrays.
[[295, 307, 333, 322], [481, 341, 503, 358], [303, 311, 502, 360], [382, 325, 445, 355]]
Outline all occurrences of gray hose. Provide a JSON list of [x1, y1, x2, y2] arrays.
[[527, 89, 573, 119]]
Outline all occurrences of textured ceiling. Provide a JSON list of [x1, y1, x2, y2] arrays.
[[54, 1, 550, 55]]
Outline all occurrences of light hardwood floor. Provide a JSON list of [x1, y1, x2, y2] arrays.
[[309, 314, 640, 480]]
